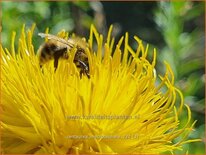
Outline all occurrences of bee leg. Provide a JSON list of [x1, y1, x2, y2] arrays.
[[39, 64, 44, 74], [78, 60, 90, 78], [54, 58, 59, 71], [74, 59, 90, 78], [79, 69, 90, 79], [84, 70, 90, 78], [79, 70, 83, 78]]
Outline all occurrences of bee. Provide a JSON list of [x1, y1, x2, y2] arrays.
[[38, 33, 90, 78]]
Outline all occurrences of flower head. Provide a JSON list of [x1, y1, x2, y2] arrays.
[[0, 24, 199, 154]]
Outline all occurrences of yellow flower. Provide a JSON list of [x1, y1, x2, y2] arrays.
[[0, 24, 199, 154]]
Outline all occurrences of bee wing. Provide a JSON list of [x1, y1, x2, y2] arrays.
[[38, 33, 74, 48]]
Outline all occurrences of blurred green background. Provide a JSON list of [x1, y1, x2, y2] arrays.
[[1, 1, 205, 154]]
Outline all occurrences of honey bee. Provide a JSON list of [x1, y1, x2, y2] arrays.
[[38, 33, 90, 78]]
